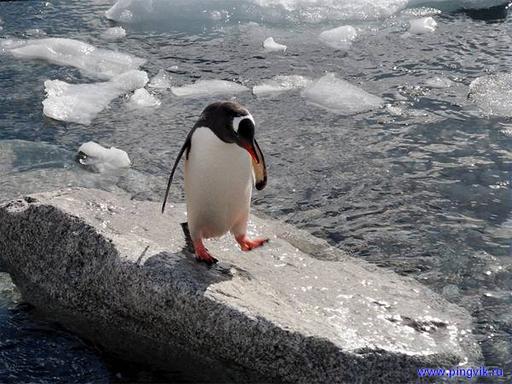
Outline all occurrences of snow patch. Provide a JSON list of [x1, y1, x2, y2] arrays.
[[3, 38, 145, 79], [253, 75, 312, 96], [171, 79, 249, 97], [319, 25, 357, 50], [301, 73, 383, 115], [43, 70, 149, 125], [77, 141, 131, 173]]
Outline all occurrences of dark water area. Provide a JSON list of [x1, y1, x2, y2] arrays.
[[1, 0, 512, 382]]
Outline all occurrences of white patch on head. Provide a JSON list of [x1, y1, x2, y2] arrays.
[[232, 113, 255, 132]]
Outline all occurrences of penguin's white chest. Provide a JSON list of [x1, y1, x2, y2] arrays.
[[184, 127, 253, 239]]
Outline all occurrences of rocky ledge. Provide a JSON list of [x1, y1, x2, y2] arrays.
[[0, 188, 480, 383]]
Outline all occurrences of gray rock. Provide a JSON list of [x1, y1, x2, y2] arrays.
[[0, 188, 480, 383]]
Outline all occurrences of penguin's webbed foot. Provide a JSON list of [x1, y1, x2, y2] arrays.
[[235, 235, 269, 252], [193, 239, 218, 265]]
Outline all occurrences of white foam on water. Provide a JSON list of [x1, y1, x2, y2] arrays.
[[43, 70, 149, 125], [101, 26, 127, 40], [77, 141, 131, 173], [127, 88, 161, 108], [3, 38, 145, 79], [469, 73, 512, 117], [319, 25, 357, 50], [171, 79, 249, 97], [148, 69, 172, 89], [253, 75, 312, 96], [263, 37, 287, 52], [408, 17, 437, 34], [301, 73, 383, 115]]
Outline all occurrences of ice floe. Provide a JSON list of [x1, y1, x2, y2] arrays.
[[2, 38, 145, 79], [101, 26, 126, 40], [425, 76, 453, 88], [77, 141, 131, 173], [127, 88, 161, 108], [301, 73, 383, 115], [253, 75, 312, 96], [408, 17, 437, 34], [468, 73, 512, 117], [263, 37, 287, 52], [319, 25, 357, 50], [148, 69, 172, 89], [43, 70, 149, 125], [171, 79, 249, 97]]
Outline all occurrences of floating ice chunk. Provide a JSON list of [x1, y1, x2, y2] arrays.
[[425, 76, 453, 88], [468, 73, 512, 117], [253, 75, 312, 96], [301, 73, 383, 115], [319, 25, 357, 50], [171, 80, 249, 97], [148, 69, 171, 89], [101, 26, 126, 41], [408, 17, 437, 34], [401, 7, 441, 17], [263, 37, 287, 52], [43, 70, 149, 125], [25, 28, 47, 37], [127, 88, 161, 108], [3, 38, 145, 79], [77, 141, 131, 173]]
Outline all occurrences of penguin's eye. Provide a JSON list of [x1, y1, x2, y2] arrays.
[[232, 115, 255, 133]]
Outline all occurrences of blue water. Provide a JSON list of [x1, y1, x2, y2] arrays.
[[1, 0, 512, 382]]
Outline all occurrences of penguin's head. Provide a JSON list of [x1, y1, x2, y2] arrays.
[[195, 101, 267, 190]]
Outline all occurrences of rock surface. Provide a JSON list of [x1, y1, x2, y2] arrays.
[[0, 188, 480, 383]]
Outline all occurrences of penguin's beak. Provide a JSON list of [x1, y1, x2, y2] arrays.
[[239, 138, 267, 190]]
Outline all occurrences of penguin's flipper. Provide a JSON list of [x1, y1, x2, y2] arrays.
[[252, 138, 267, 190], [161, 134, 192, 214]]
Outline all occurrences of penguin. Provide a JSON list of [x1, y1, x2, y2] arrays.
[[162, 101, 268, 265]]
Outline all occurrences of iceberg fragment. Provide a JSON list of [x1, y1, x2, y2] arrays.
[[77, 141, 131, 173], [425, 76, 453, 88], [408, 17, 437, 34], [101, 26, 127, 40], [319, 25, 357, 50], [43, 70, 149, 125], [148, 69, 172, 89], [263, 37, 287, 52], [127, 88, 161, 108], [301, 73, 383, 115], [171, 80, 249, 97], [468, 73, 512, 117], [253, 75, 312, 96], [3, 38, 145, 79]]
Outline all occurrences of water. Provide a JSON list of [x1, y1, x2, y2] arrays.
[[1, 0, 512, 382]]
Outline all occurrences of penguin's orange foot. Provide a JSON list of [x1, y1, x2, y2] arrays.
[[235, 235, 269, 252], [193, 240, 218, 265]]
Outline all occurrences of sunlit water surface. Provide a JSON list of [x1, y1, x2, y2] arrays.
[[1, 0, 512, 382]]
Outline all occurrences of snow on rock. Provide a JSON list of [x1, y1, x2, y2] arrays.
[[253, 75, 312, 96], [127, 88, 161, 108], [148, 69, 172, 89], [263, 37, 287, 52], [468, 73, 512, 117], [408, 17, 437, 34], [77, 141, 131, 173], [171, 80, 249, 97], [301, 73, 383, 115], [102, 26, 127, 40], [2, 38, 145, 79], [319, 25, 357, 50], [425, 76, 453, 88], [43, 70, 149, 125]]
